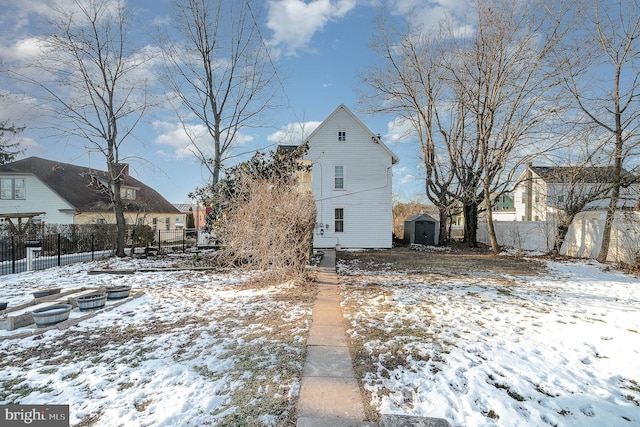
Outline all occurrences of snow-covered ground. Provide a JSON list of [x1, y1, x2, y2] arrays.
[[338, 257, 640, 427], [0, 254, 313, 426], [2, 252, 639, 426]]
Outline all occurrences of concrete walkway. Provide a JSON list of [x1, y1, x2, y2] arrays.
[[297, 249, 376, 427], [296, 250, 453, 427]]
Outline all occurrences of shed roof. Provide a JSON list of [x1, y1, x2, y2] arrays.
[[405, 213, 438, 223]]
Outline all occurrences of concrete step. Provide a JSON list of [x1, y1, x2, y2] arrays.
[[297, 417, 378, 427], [380, 414, 452, 427]]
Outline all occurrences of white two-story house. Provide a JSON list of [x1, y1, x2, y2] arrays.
[[513, 164, 638, 221], [302, 104, 399, 249]]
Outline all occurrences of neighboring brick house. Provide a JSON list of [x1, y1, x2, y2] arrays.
[[0, 157, 184, 231]]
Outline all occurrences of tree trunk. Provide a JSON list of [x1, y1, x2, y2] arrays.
[[463, 201, 478, 247], [553, 224, 569, 255], [112, 178, 127, 257], [597, 184, 620, 263], [598, 103, 624, 263], [437, 207, 448, 245], [484, 191, 500, 254]]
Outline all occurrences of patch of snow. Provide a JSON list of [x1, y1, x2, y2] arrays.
[[340, 258, 640, 426], [0, 255, 310, 425]]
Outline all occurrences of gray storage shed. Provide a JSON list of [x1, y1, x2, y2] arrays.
[[404, 214, 439, 246]]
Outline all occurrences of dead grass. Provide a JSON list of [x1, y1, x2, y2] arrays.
[[339, 246, 548, 422], [338, 244, 546, 277]]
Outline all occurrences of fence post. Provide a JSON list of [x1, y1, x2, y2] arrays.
[[158, 230, 161, 252], [91, 234, 95, 261], [11, 235, 15, 274], [57, 233, 61, 267]]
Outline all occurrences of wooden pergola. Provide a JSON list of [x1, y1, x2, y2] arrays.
[[0, 212, 45, 235]]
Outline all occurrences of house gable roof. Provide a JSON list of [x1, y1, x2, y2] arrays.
[[530, 165, 635, 185], [305, 104, 399, 165], [0, 157, 179, 214]]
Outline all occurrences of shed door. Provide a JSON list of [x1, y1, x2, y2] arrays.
[[415, 221, 435, 245], [414, 221, 427, 244]]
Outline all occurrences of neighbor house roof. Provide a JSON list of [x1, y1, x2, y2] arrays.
[[0, 157, 179, 214], [530, 166, 635, 185]]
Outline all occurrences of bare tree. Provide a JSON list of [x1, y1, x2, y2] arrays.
[[158, 0, 279, 187], [441, 0, 567, 253], [0, 120, 23, 165], [362, 0, 567, 251], [361, 13, 459, 245], [10, 0, 152, 256], [555, 0, 640, 262]]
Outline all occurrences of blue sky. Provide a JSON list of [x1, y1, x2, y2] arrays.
[[0, 0, 461, 203]]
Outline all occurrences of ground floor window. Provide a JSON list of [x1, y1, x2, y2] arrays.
[[335, 208, 344, 232]]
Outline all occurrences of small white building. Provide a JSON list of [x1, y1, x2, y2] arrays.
[[303, 104, 399, 249], [512, 164, 638, 221]]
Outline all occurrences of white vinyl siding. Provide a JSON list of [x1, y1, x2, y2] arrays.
[[305, 105, 396, 248], [0, 175, 73, 224]]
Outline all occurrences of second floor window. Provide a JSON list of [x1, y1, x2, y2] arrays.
[[334, 166, 344, 190], [1, 178, 25, 200], [121, 187, 136, 200], [338, 130, 346, 141]]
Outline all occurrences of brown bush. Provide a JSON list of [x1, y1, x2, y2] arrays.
[[217, 175, 316, 281]]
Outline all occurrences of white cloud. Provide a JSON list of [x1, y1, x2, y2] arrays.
[[267, 0, 357, 56], [400, 173, 416, 184], [385, 116, 416, 143], [0, 37, 46, 62], [153, 120, 254, 161], [267, 120, 322, 145], [389, 0, 470, 37]]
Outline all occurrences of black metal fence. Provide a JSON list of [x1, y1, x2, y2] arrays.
[[0, 229, 197, 276]]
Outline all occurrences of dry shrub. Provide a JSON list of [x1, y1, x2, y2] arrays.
[[218, 176, 315, 281]]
